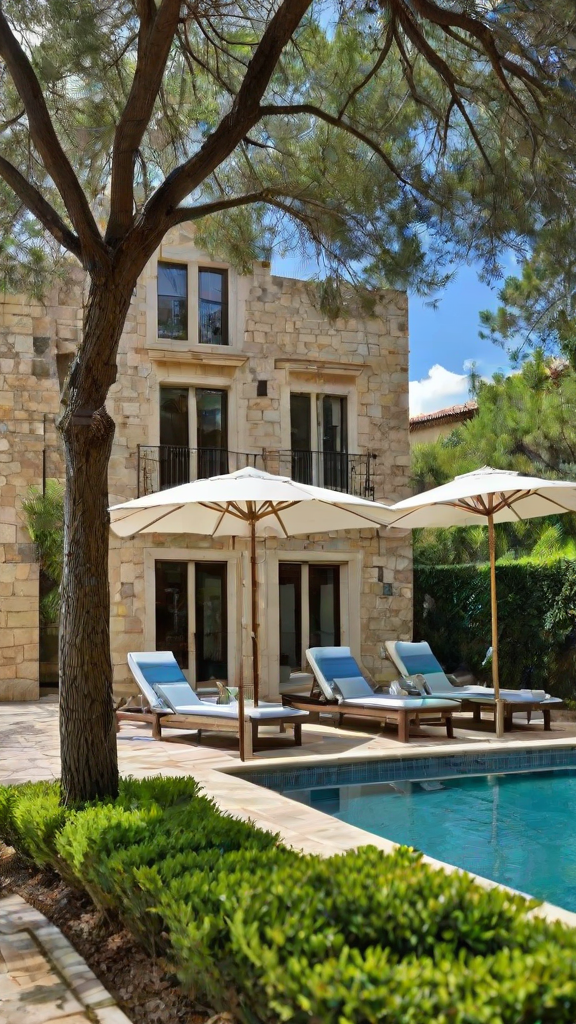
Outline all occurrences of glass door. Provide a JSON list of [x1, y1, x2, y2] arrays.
[[195, 563, 228, 683], [159, 386, 190, 489], [155, 560, 189, 668], [309, 565, 341, 648], [321, 395, 348, 491], [290, 393, 312, 483], [279, 563, 302, 672], [196, 388, 228, 478]]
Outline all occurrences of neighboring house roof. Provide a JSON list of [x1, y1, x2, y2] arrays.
[[410, 400, 478, 432]]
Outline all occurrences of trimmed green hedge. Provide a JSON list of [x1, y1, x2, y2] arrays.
[[3, 777, 576, 1022], [414, 560, 576, 699]]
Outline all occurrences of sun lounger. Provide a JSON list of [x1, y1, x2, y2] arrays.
[[118, 651, 308, 756], [281, 646, 459, 742], [385, 640, 562, 731]]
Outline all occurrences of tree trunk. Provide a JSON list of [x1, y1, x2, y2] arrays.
[[58, 276, 132, 805]]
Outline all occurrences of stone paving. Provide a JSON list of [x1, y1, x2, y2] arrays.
[[0, 892, 130, 1024], [3, 697, 576, 933]]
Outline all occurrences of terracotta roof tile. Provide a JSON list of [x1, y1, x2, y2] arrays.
[[410, 400, 478, 430]]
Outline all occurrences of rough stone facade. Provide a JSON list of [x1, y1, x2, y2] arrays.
[[0, 228, 412, 700]]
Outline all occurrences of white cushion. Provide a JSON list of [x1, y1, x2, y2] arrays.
[[332, 676, 373, 699]]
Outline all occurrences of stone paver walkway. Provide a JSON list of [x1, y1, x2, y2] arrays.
[[3, 696, 576, 786], [3, 698, 576, 930], [0, 892, 130, 1024]]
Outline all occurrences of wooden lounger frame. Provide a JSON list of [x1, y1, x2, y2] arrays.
[[116, 707, 302, 758], [459, 698, 556, 731], [281, 692, 454, 743]]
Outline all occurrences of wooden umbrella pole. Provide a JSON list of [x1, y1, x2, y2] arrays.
[[237, 547, 246, 761], [250, 513, 260, 706], [488, 512, 504, 737], [238, 650, 246, 761]]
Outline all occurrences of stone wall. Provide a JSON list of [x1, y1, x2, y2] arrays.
[[0, 280, 80, 700], [0, 230, 412, 699]]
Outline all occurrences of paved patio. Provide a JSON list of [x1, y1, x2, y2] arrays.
[[2, 697, 576, 786], [3, 698, 576, 928]]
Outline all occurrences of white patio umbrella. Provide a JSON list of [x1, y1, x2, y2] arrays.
[[109, 466, 394, 754], [388, 466, 576, 736]]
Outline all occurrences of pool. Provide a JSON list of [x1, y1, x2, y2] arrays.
[[241, 749, 576, 912]]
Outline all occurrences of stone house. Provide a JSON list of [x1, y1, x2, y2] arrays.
[[0, 227, 412, 702]]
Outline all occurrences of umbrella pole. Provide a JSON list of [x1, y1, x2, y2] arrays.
[[488, 513, 504, 738], [238, 650, 246, 761], [250, 515, 260, 706], [237, 549, 246, 761]]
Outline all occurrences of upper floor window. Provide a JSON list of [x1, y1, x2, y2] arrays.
[[158, 262, 188, 339], [199, 268, 228, 345], [289, 392, 348, 489]]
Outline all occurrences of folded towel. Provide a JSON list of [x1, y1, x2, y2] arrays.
[[520, 688, 547, 700]]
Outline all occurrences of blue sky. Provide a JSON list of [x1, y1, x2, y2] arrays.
[[272, 253, 513, 416], [408, 264, 513, 414]]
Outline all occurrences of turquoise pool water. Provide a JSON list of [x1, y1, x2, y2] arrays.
[[288, 768, 576, 911]]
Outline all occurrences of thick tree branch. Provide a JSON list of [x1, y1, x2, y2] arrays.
[[392, 4, 493, 166], [167, 186, 336, 227], [0, 9, 104, 266], [107, 0, 182, 242], [166, 190, 277, 226], [0, 154, 81, 257], [259, 103, 414, 188], [401, 0, 546, 99], [140, 0, 313, 230]]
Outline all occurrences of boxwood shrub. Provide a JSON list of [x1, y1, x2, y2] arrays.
[[414, 560, 576, 699], [3, 776, 576, 1023]]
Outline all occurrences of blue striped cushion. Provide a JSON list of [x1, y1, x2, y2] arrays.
[[314, 654, 363, 683], [137, 661, 187, 685], [395, 643, 444, 677]]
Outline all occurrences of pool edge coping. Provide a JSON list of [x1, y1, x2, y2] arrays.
[[188, 739, 576, 931]]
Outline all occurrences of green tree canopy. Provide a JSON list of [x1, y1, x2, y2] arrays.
[[412, 353, 576, 564], [1, 1, 576, 297], [479, 225, 576, 367]]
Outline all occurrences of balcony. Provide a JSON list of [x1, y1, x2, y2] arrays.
[[137, 446, 380, 500]]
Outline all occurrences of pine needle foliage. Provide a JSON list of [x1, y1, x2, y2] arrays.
[[412, 354, 576, 564]]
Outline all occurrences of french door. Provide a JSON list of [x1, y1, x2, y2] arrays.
[[159, 386, 228, 487], [155, 560, 228, 684], [195, 562, 228, 682], [159, 386, 189, 489], [279, 562, 341, 670], [196, 388, 228, 478], [155, 560, 189, 668], [320, 396, 348, 491], [289, 393, 348, 489]]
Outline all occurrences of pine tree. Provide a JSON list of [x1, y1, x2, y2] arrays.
[[412, 354, 576, 563]]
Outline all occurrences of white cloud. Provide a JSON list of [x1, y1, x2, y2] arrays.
[[409, 364, 470, 416]]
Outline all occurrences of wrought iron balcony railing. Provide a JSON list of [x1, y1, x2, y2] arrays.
[[137, 445, 379, 500]]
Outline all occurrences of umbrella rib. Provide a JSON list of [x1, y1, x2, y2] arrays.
[[201, 501, 247, 522], [270, 506, 290, 538], [255, 500, 298, 521], [531, 491, 576, 515], [210, 504, 230, 537], [329, 502, 390, 527], [114, 504, 186, 534]]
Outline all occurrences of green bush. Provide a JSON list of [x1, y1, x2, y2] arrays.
[[414, 560, 576, 699], [3, 777, 576, 1023]]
